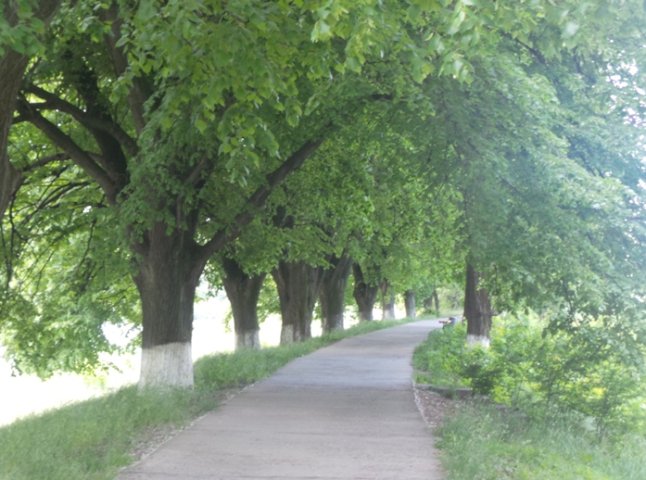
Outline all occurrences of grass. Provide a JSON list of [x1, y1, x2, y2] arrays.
[[437, 401, 646, 480], [0, 388, 202, 480], [0, 318, 408, 480]]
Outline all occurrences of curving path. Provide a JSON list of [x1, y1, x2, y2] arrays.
[[118, 320, 444, 480]]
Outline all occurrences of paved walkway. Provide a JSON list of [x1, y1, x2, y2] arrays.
[[118, 320, 444, 480]]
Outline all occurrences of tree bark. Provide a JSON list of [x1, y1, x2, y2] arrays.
[[272, 260, 323, 344], [133, 225, 205, 389], [352, 263, 378, 322], [221, 257, 265, 350], [319, 254, 352, 334], [463, 262, 493, 347], [381, 281, 396, 320], [404, 290, 416, 319]]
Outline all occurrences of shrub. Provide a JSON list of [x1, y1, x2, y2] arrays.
[[413, 323, 470, 388], [416, 313, 646, 438]]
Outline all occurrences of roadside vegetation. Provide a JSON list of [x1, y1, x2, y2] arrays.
[[0, 319, 405, 480], [414, 315, 646, 479]]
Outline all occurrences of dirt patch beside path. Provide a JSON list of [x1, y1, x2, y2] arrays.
[[414, 385, 458, 433]]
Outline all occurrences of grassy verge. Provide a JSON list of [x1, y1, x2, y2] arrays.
[[0, 318, 408, 480], [437, 401, 646, 480], [414, 323, 646, 479]]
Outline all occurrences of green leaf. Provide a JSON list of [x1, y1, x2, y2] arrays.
[[311, 19, 332, 42], [447, 9, 467, 35]]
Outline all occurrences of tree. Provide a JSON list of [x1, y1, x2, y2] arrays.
[[422, 3, 646, 344], [3, 1, 424, 386], [220, 257, 265, 350], [462, 262, 492, 347], [203, 214, 284, 350], [346, 106, 462, 324], [404, 290, 416, 319], [352, 262, 379, 322], [266, 134, 374, 342], [319, 252, 353, 333], [3, 0, 641, 389]]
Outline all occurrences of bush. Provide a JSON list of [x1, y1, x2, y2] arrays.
[[415, 313, 646, 438], [413, 323, 470, 388]]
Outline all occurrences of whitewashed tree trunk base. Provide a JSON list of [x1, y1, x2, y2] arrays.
[[323, 313, 344, 334], [236, 330, 260, 350], [280, 325, 295, 345], [466, 334, 490, 348], [139, 342, 194, 389]]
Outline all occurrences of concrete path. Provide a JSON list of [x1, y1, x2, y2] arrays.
[[118, 320, 444, 480]]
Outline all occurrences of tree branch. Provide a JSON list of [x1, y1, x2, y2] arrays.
[[17, 99, 118, 202], [500, 32, 547, 65], [20, 152, 69, 173], [26, 85, 138, 157], [198, 138, 325, 261], [36, 181, 91, 213]]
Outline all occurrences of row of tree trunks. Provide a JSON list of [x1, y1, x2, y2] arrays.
[[221, 253, 353, 350], [319, 254, 353, 334], [220, 257, 492, 362], [218, 255, 432, 352], [221, 256, 369, 351], [352, 263, 379, 321], [221, 257, 265, 349]]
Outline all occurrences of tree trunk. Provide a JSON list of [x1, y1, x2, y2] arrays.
[[221, 257, 265, 350], [381, 281, 396, 320], [463, 262, 492, 347], [404, 290, 416, 319], [319, 254, 352, 334], [272, 260, 323, 344], [352, 263, 378, 322], [432, 288, 440, 313], [133, 225, 205, 389], [422, 289, 440, 314]]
